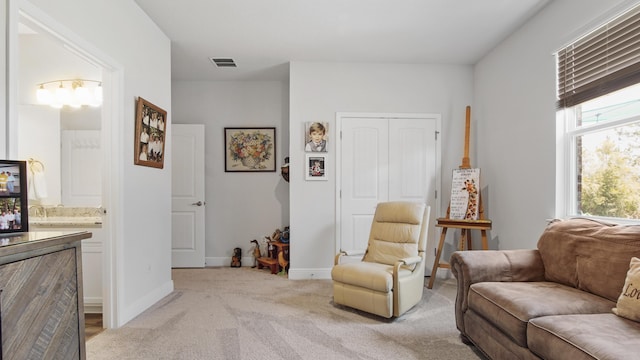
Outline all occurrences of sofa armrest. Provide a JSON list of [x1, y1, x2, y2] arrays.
[[449, 249, 545, 335]]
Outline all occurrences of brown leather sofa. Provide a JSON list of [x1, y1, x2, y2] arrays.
[[450, 218, 640, 359]]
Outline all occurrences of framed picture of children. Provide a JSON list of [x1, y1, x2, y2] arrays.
[[134, 97, 167, 169], [0, 160, 28, 233], [304, 122, 328, 152], [305, 154, 327, 181]]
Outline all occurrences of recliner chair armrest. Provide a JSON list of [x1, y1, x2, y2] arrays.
[[334, 249, 366, 265], [398, 256, 422, 266]]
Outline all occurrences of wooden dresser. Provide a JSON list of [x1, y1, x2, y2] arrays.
[[0, 231, 92, 360]]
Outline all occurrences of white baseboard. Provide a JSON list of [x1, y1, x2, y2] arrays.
[[84, 297, 103, 314], [119, 279, 174, 326], [205, 256, 262, 267], [287, 268, 332, 280]]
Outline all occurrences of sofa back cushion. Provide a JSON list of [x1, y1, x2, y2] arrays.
[[537, 218, 640, 302]]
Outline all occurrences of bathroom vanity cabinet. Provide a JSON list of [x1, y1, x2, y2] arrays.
[[0, 231, 91, 360]]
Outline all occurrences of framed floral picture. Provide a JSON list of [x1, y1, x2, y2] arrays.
[[224, 127, 276, 172], [305, 153, 327, 181], [134, 97, 167, 169]]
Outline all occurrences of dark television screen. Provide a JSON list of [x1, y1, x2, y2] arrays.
[[0, 160, 28, 233]]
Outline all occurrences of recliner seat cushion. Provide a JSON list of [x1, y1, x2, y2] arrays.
[[528, 313, 640, 360], [468, 281, 615, 347], [331, 261, 411, 292]]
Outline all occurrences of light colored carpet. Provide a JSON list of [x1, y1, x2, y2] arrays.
[[87, 267, 485, 360]]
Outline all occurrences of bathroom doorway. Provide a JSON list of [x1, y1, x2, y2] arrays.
[[8, 6, 121, 329]]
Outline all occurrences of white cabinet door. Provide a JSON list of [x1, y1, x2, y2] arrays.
[[339, 114, 439, 266]]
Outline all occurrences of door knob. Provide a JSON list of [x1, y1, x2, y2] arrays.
[[191, 201, 205, 206]]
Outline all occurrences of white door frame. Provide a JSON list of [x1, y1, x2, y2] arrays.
[[8, 1, 125, 329], [335, 112, 442, 267]]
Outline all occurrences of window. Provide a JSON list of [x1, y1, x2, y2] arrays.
[[556, 5, 640, 221]]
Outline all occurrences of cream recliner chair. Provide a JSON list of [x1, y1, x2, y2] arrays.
[[331, 201, 430, 318]]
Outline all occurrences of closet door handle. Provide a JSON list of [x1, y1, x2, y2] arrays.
[[191, 201, 205, 206]]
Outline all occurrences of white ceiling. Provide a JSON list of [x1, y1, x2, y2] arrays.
[[134, 0, 551, 81]]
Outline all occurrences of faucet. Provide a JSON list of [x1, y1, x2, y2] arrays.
[[28, 205, 46, 218]]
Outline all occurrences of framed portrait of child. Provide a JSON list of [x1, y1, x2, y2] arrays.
[[304, 122, 328, 152]]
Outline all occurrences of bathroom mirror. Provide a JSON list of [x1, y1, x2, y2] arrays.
[[17, 20, 103, 207]]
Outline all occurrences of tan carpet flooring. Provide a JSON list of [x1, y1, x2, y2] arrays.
[[86, 267, 485, 360]]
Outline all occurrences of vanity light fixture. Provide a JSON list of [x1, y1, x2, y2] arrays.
[[36, 79, 103, 108]]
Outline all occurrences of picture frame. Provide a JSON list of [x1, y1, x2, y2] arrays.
[[134, 97, 167, 169], [305, 154, 328, 181], [224, 127, 276, 172], [0, 160, 28, 234], [304, 121, 329, 152], [449, 168, 481, 220]]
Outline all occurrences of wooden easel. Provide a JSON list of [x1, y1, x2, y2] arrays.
[[427, 106, 492, 289]]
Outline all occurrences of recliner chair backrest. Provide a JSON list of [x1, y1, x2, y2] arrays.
[[362, 202, 427, 266]]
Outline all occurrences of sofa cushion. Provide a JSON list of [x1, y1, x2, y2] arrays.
[[537, 218, 640, 302], [528, 313, 640, 360], [613, 257, 640, 321], [468, 281, 615, 347]]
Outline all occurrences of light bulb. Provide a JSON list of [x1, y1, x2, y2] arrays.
[[36, 85, 53, 104], [55, 83, 71, 104], [88, 85, 103, 107], [75, 85, 91, 105]]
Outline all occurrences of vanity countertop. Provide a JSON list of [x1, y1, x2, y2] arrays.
[[29, 217, 102, 228]]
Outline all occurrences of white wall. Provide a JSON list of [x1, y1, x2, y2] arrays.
[[18, 105, 60, 205], [12, 0, 174, 326], [474, 0, 637, 250], [289, 62, 473, 279], [172, 81, 290, 264]]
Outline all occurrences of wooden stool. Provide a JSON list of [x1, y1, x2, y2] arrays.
[[257, 242, 289, 274], [427, 218, 491, 289]]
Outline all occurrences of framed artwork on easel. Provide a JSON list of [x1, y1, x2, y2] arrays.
[[449, 168, 480, 220]]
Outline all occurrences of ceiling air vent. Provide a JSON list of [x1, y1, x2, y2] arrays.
[[209, 58, 237, 67]]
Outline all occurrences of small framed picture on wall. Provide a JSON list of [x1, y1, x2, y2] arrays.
[[304, 122, 328, 152], [305, 153, 327, 181]]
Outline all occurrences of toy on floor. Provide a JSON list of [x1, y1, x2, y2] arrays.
[[230, 247, 242, 268], [250, 239, 261, 268], [280, 226, 290, 244], [270, 229, 281, 242], [277, 248, 289, 275]]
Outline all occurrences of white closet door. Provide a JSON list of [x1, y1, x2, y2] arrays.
[[339, 114, 439, 263], [389, 119, 437, 202], [340, 118, 389, 252]]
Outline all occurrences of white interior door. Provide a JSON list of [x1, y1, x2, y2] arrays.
[[171, 124, 206, 268], [61, 130, 102, 206], [340, 118, 389, 252], [338, 113, 440, 267]]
